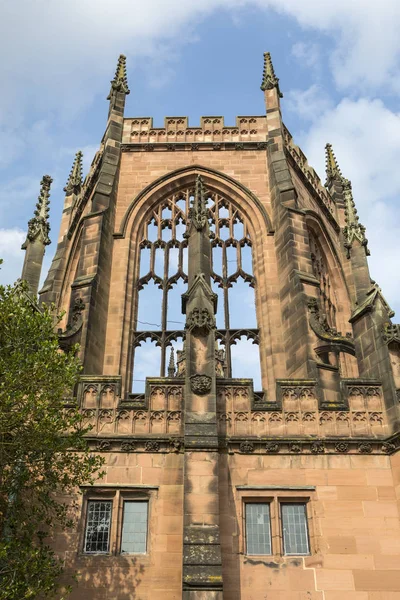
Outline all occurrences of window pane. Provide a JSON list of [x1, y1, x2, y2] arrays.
[[281, 503, 310, 555], [245, 503, 271, 555], [121, 501, 148, 554], [84, 500, 112, 553]]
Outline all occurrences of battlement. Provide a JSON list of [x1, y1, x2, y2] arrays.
[[122, 115, 268, 144]]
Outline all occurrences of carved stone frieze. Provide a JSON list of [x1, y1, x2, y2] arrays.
[[227, 435, 399, 455], [358, 442, 373, 454], [97, 440, 112, 452], [145, 441, 160, 452], [335, 442, 349, 453], [382, 323, 400, 345], [310, 441, 325, 454], [265, 443, 279, 453], [170, 438, 183, 453], [239, 442, 254, 453], [121, 441, 136, 453], [186, 307, 216, 333], [190, 374, 212, 395]]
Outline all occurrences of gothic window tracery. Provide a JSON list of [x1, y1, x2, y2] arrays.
[[308, 230, 337, 328], [131, 185, 260, 392]]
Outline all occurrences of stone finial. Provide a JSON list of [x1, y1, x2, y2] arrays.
[[325, 143, 343, 184], [342, 178, 370, 259], [168, 347, 176, 377], [64, 150, 83, 195], [260, 52, 283, 97], [22, 175, 52, 249], [107, 54, 130, 99], [189, 174, 208, 231]]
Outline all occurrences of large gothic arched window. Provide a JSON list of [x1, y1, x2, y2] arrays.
[[308, 230, 337, 328], [131, 184, 261, 392]]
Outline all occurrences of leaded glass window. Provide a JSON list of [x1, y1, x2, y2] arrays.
[[281, 503, 310, 555], [131, 185, 260, 392], [245, 503, 271, 555], [84, 500, 112, 553], [121, 501, 148, 554]]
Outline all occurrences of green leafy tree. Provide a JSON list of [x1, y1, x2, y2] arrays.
[[0, 276, 104, 599]]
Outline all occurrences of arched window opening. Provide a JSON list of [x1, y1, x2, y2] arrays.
[[131, 185, 261, 390], [308, 230, 337, 328], [230, 335, 262, 391], [131, 338, 161, 393]]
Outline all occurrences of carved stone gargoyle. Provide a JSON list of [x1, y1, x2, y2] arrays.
[[58, 297, 85, 351], [307, 296, 355, 359]]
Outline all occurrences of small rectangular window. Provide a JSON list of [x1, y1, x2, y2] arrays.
[[281, 503, 310, 555], [84, 500, 112, 553], [245, 502, 271, 555], [121, 501, 148, 554]]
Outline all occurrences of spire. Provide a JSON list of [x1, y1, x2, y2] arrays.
[[325, 143, 343, 185], [342, 178, 370, 259], [168, 347, 176, 377], [64, 151, 83, 196], [260, 52, 283, 97], [107, 54, 130, 99], [22, 175, 52, 249], [189, 175, 208, 231]]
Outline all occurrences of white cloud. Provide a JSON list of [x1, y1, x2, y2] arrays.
[[292, 95, 400, 314], [0, 176, 40, 222], [264, 0, 400, 92], [285, 84, 333, 121], [0, 0, 400, 314], [0, 228, 26, 286], [291, 42, 321, 71], [0, 0, 399, 128]]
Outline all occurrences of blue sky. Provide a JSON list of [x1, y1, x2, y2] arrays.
[[1, 1, 400, 387]]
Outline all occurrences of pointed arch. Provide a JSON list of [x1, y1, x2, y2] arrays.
[[115, 164, 273, 240], [304, 210, 359, 378], [109, 165, 277, 396]]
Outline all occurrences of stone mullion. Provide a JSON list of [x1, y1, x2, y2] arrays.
[[160, 244, 169, 377], [182, 176, 223, 599]]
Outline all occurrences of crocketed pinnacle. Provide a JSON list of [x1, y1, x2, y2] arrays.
[[260, 52, 283, 97], [342, 178, 370, 259], [325, 143, 343, 184], [64, 150, 83, 195], [22, 175, 52, 248], [168, 347, 176, 378], [107, 54, 130, 99], [189, 174, 208, 231]]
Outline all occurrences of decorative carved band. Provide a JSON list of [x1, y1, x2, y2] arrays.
[[86, 435, 398, 455], [231, 436, 398, 455], [121, 142, 268, 152]]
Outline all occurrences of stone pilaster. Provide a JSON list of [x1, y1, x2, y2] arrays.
[[263, 53, 317, 380], [182, 175, 223, 599]]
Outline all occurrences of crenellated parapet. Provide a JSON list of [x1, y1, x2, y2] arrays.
[[122, 115, 268, 145], [217, 380, 387, 440], [77, 376, 183, 437]]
